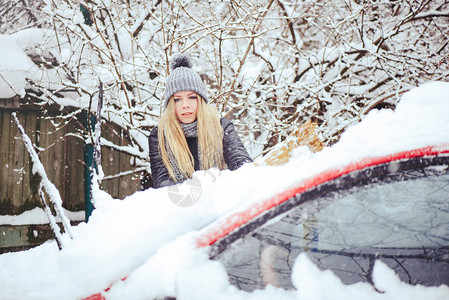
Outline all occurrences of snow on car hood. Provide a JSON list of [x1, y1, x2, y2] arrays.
[[0, 81, 448, 300]]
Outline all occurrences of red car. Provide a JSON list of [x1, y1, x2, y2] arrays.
[[86, 144, 449, 299]]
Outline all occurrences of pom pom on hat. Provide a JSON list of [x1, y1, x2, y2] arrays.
[[164, 53, 208, 106], [170, 53, 192, 70]]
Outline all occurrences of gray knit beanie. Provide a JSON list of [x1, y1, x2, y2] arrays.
[[163, 53, 208, 106]]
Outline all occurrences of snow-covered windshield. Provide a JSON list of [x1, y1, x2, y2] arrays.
[[311, 167, 449, 250], [215, 157, 449, 291]]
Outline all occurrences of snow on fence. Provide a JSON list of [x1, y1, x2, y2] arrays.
[[0, 104, 142, 252]]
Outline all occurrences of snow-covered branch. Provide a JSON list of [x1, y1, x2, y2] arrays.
[[2, 0, 447, 166], [12, 112, 74, 242]]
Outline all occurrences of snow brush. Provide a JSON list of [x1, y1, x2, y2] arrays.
[[257, 120, 324, 166]]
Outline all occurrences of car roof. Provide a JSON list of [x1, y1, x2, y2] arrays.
[[195, 144, 449, 249]]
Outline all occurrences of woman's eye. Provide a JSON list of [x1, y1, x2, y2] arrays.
[[189, 96, 198, 100], [174, 98, 180, 102]]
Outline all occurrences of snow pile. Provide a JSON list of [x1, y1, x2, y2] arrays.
[[106, 236, 449, 300], [330, 80, 449, 158], [0, 208, 84, 226], [0, 29, 44, 98], [105, 236, 449, 300], [0, 82, 448, 300], [292, 254, 449, 300]]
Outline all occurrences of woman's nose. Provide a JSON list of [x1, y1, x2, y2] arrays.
[[182, 99, 189, 108]]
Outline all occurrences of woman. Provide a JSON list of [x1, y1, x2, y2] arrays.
[[149, 53, 252, 188]]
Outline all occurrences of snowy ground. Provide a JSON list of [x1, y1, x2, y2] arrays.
[[1, 81, 449, 300]]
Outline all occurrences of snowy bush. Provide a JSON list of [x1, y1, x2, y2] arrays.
[[1, 0, 448, 169]]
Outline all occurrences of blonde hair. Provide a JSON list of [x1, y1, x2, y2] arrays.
[[158, 95, 226, 181]]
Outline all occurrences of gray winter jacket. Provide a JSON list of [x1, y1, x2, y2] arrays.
[[148, 118, 252, 188]]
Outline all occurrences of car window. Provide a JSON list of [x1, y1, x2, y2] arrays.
[[212, 156, 449, 291]]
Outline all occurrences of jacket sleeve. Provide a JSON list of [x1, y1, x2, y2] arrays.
[[148, 127, 176, 188], [221, 118, 253, 170]]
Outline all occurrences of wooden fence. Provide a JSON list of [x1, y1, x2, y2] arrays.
[[0, 106, 142, 216]]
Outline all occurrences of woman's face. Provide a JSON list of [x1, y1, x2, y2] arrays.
[[174, 91, 198, 124]]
